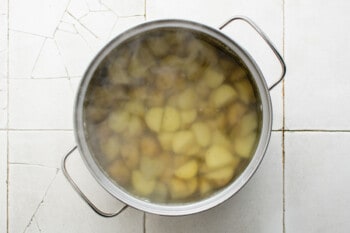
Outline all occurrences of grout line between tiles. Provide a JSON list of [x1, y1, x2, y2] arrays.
[[282, 0, 286, 232], [144, 0, 147, 21], [143, 212, 146, 233]]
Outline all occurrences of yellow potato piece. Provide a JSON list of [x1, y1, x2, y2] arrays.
[[174, 160, 198, 179], [180, 109, 197, 127], [140, 135, 160, 157], [234, 132, 257, 158], [199, 178, 212, 195], [140, 157, 164, 179], [169, 178, 188, 199], [108, 110, 130, 133], [177, 89, 197, 110], [191, 122, 211, 147], [153, 182, 168, 202], [235, 111, 259, 137], [235, 79, 255, 104], [125, 101, 145, 116], [170, 178, 197, 199], [128, 116, 143, 136], [132, 170, 156, 196], [120, 144, 139, 169], [158, 132, 175, 151], [145, 107, 164, 132], [205, 145, 233, 168], [203, 68, 225, 88], [107, 160, 130, 186], [172, 130, 196, 154], [227, 102, 248, 126], [212, 130, 231, 151], [100, 136, 120, 161], [210, 84, 237, 108], [205, 166, 234, 187], [230, 66, 247, 82], [162, 106, 181, 132]]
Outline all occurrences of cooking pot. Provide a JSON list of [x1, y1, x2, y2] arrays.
[[62, 16, 286, 217]]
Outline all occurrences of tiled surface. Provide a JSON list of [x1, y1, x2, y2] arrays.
[[285, 133, 350, 233], [1, 0, 350, 232], [285, 0, 350, 130]]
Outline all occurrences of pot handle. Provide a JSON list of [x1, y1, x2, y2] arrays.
[[219, 16, 286, 90], [61, 146, 128, 218]]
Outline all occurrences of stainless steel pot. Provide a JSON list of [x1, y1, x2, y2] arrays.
[[62, 16, 286, 217]]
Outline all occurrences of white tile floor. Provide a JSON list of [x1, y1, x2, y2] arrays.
[[1, 0, 350, 232]]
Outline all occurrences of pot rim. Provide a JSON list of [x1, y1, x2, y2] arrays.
[[73, 19, 273, 216]]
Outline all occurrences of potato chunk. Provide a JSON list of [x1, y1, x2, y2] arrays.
[[108, 110, 130, 133], [191, 122, 211, 148], [125, 101, 145, 116], [177, 89, 197, 110], [107, 160, 130, 186], [180, 109, 197, 127], [205, 145, 233, 169], [132, 170, 156, 196], [205, 166, 234, 187], [140, 157, 164, 179], [172, 130, 196, 154], [210, 84, 237, 108], [234, 132, 257, 158], [235, 79, 255, 104], [162, 106, 181, 132], [145, 107, 163, 132], [227, 102, 248, 126], [140, 135, 160, 157], [199, 178, 212, 195], [158, 132, 175, 151], [100, 136, 120, 161], [174, 160, 198, 179], [203, 68, 225, 88]]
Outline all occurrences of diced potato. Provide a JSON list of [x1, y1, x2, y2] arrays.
[[153, 182, 168, 202], [100, 136, 120, 161], [140, 135, 160, 157], [154, 66, 177, 90], [128, 56, 148, 78], [177, 89, 197, 110], [210, 84, 237, 108], [185, 144, 200, 156], [108, 62, 129, 85], [132, 170, 156, 196], [237, 111, 259, 136], [86, 106, 108, 123], [125, 101, 145, 116], [162, 106, 181, 132], [180, 109, 197, 127], [191, 122, 211, 147], [169, 177, 197, 199], [158, 132, 175, 151], [199, 178, 212, 195], [127, 116, 143, 136], [108, 110, 130, 133], [147, 36, 169, 57], [205, 166, 234, 187], [145, 107, 164, 132], [140, 157, 164, 179], [146, 90, 165, 107], [174, 160, 198, 179], [187, 177, 198, 195], [227, 102, 248, 126], [203, 68, 225, 88], [235, 79, 255, 104], [234, 131, 257, 158], [107, 160, 131, 186], [212, 130, 232, 151], [205, 145, 233, 168], [172, 130, 196, 154], [120, 144, 139, 169], [230, 66, 247, 82], [184, 62, 204, 81], [169, 178, 189, 199]]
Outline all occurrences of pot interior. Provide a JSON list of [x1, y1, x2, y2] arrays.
[[75, 20, 272, 215]]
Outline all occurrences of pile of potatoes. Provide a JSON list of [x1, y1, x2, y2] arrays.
[[84, 29, 261, 203]]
